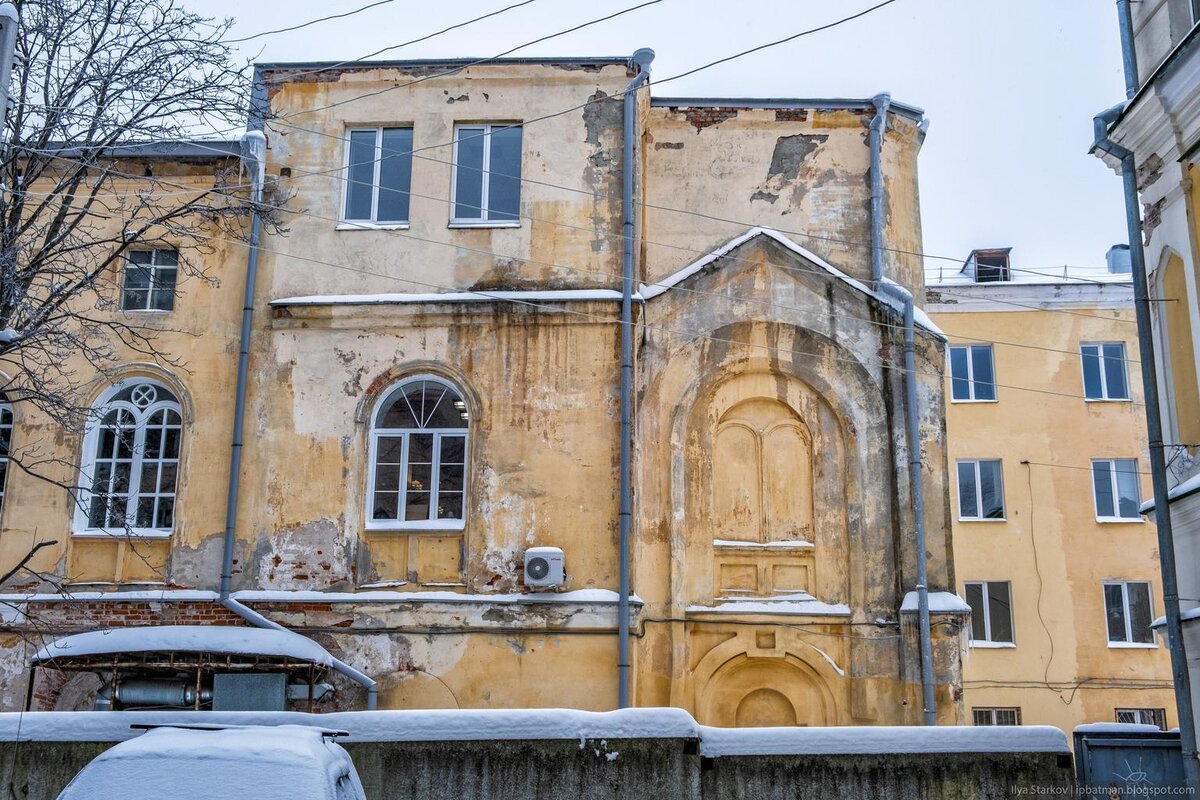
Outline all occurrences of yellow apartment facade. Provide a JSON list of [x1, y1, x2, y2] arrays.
[[928, 249, 1176, 735]]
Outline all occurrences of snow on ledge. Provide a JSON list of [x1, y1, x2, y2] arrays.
[[687, 592, 850, 617], [33, 626, 336, 666], [712, 539, 814, 549], [0, 589, 643, 606], [699, 724, 1069, 757], [1140, 471, 1200, 513], [270, 289, 626, 306], [900, 591, 971, 614], [1074, 723, 1165, 735]]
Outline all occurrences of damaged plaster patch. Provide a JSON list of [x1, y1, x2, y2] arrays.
[[751, 133, 829, 213], [167, 531, 228, 590], [654, 142, 684, 150], [581, 89, 623, 252], [257, 519, 352, 591]]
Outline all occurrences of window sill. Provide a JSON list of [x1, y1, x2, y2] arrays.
[[1084, 398, 1132, 404], [448, 220, 521, 229], [1107, 641, 1158, 649], [1096, 517, 1145, 524], [336, 222, 410, 231], [957, 517, 1008, 523], [969, 641, 1016, 649], [71, 528, 173, 540], [365, 521, 466, 533], [119, 309, 173, 315], [950, 398, 998, 404]]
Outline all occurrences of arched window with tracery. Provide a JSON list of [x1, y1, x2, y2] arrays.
[[368, 377, 468, 529], [76, 379, 182, 536]]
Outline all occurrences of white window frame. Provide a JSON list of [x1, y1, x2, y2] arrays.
[[1091, 458, 1143, 522], [73, 378, 183, 539], [1081, 342, 1131, 402], [366, 375, 469, 532], [0, 397, 11, 516], [965, 580, 1015, 647], [1103, 580, 1157, 648], [947, 344, 997, 403], [121, 248, 178, 312], [957, 459, 1006, 521], [1115, 708, 1166, 728], [449, 123, 522, 228], [339, 126, 413, 229], [972, 707, 1021, 726]]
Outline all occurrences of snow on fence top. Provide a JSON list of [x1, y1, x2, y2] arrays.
[[0, 708, 1069, 754], [33, 626, 336, 667]]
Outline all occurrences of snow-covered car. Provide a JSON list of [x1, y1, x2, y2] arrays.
[[56, 724, 367, 800]]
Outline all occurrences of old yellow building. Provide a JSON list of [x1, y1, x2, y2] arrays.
[[928, 249, 1176, 734], [0, 55, 967, 724]]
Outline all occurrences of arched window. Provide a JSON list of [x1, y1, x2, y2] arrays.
[[76, 380, 182, 536], [0, 395, 12, 515], [369, 377, 468, 528]]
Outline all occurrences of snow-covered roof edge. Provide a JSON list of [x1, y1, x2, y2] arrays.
[[1140, 471, 1200, 513], [0, 588, 644, 606], [32, 626, 336, 666], [271, 289, 626, 307], [699, 724, 1069, 757], [638, 227, 945, 340], [900, 591, 971, 614]]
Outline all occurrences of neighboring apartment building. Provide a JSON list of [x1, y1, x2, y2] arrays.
[[0, 55, 969, 723], [927, 247, 1176, 735], [1093, 0, 1200, 750]]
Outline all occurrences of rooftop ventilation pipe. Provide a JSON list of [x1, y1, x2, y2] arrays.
[[221, 100, 377, 709], [869, 92, 936, 726], [1094, 98, 1197, 786], [618, 47, 654, 710]]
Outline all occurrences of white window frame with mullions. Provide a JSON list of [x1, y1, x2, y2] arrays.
[[957, 459, 1005, 520], [1103, 580, 1156, 647], [340, 127, 413, 228], [1081, 342, 1131, 401], [948, 344, 996, 402], [450, 124, 522, 226], [972, 707, 1021, 726], [73, 378, 183, 538], [0, 395, 11, 517], [965, 580, 1015, 647], [1091, 458, 1143, 521], [367, 376, 470, 531], [121, 249, 178, 312]]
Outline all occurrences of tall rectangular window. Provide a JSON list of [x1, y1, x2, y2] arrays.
[[0, 398, 10, 515], [1116, 708, 1166, 728], [1081, 342, 1130, 401], [1092, 459, 1142, 520], [452, 124, 522, 224], [343, 127, 413, 224], [972, 707, 1021, 726], [121, 249, 177, 311], [965, 581, 1014, 645], [1104, 581, 1155, 645], [949, 344, 996, 401], [957, 459, 1005, 519]]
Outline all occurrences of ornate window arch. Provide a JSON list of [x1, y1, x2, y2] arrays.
[[75, 378, 182, 537], [368, 376, 469, 529], [0, 394, 12, 515]]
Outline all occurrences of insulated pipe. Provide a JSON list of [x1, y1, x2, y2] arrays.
[[618, 47, 654, 710], [869, 93, 936, 725], [1116, 0, 1139, 99], [1094, 105, 1198, 788], [218, 89, 378, 710]]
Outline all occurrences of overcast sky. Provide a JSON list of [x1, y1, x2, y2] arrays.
[[191, 0, 1131, 276]]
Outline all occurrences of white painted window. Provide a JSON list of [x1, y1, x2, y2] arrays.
[[1116, 708, 1166, 728], [75, 380, 182, 537], [0, 396, 11, 515], [368, 377, 468, 529], [965, 581, 1014, 646], [121, 249, 178, 311], [342, 127, 413, 225], [948, 344, 996, 402], [451, 124, 522, 224], [1092, 458, 1142, 520], [1104, 580, 1155, 646], [972, 707, 1021, 725], [1081, 342, 1130, 401], [957, 459, 1005, 520]]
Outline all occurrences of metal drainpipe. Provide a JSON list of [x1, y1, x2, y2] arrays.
[[1094, 104, 1198, 787], [869, 92, 936, 725], [1116, 0, 1139, 101], [618, 47, 654, 710], [219, 78, 378, 710]]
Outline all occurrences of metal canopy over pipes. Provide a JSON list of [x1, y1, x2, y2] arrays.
[[618, 47, 655, 710], [869, 91, 936, 726]]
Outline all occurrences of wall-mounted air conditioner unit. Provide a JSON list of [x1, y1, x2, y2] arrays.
[[524, 547, 564, 589]]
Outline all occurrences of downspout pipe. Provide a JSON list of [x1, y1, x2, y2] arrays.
[[220, 82, 377, 710], [1116, 0, 1139, 100], [618, 47, 654, 710], [869, 92, 936, 726], [1094, 104, 1198, 787]]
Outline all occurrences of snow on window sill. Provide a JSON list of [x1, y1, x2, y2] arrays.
[[1083, 397, 1132, 403], [1096, 516, 1145, 524], [969, 640, 1016, 649], [119, 309, 172, 314], [448, 220, 521, 229], [949, 398, 998, 404], [365, 520, 466, 533], [957, 517, 1008, 523], [71, 528, 173, 540], [336, 221, 410, 231], [1107, 641, 1158, 649]]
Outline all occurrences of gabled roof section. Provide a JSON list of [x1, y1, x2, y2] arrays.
[[639, 227, 944, 339]]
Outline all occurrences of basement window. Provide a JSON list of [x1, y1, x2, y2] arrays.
[[972, 707, 1021, 726], [451, 124, 522, 225], [1091, 458, 1142, 521], [342, 127, 413, 226], [965, 581, 1014, 646], [1116, 708, 1166, 728], [948, 344, 996, 402], [1104, 581, 1155, 646]]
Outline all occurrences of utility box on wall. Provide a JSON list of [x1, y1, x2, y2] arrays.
[[212, 673, 288, 711]]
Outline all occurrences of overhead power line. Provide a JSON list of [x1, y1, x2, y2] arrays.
[[225, 0, 397, 44]]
